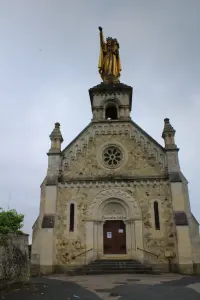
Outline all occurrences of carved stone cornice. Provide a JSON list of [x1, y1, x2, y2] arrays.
[[89, 82, 133, 108], [60, 174, 168, 183], [58, 178, 169, 188]]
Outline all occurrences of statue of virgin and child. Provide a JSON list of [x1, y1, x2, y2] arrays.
[[98, 26, 121, 83]]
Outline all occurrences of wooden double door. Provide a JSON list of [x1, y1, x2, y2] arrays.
[[103, 220, 126, 254]]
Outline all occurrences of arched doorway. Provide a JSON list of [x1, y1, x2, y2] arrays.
[[87, 189, 143, 259], [103, 220, 126, 254]]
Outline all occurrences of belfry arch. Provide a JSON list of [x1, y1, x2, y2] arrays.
[[105, 104, 118, 120], [103, 98, 120, 121]]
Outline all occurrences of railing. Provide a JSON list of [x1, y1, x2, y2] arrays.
[[137, 247, 174, 272], [137, 247, 158, 258], [72, 248, 93, 264]]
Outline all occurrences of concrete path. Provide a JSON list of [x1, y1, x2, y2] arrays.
[[48, 273, 200, 300]]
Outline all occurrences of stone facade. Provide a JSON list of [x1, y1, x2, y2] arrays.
[[31, 82, 200, 275]]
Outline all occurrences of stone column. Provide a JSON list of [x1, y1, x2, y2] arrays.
[[119, 107, 125, 118], [135, 219, 144, 263], [125, 107, 130, 118], [93, 221, 103, 259], [85, 221, 94, 263], [97, 221, 104, 257], [125, 220, 132, 256], [93, 221, 98, 257], [130, 220, 136, 257]]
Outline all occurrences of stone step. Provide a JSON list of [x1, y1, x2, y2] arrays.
[[97, 258, 135, 261], [101, 256, 131, 260], [69, 268, 159, 275], [83, 265, 151, 270], [91, 259, 140, 263], [67, 259, 161, 276], [90, 262, 143, 266], [90, 260, 148, 267]]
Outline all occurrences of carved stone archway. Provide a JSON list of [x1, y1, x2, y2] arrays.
[[88, 188, 142, 220], [85, 189, 144, 261]]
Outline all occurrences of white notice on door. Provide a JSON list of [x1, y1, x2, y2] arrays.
[[107, 232, 112, 238], [118, 229, 123, 233]]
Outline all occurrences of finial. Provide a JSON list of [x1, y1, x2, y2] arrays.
[[162, 118, 175, 138], [162, 118, 177, 149], [164, 118, 170, 124], [48, 122, 64, 154], [55, 122, 60, 129], [49, 122, 63, 142]]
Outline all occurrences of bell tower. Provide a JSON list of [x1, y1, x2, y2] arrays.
[[89, 82, 133, 121], [89, 26, 133, 122]]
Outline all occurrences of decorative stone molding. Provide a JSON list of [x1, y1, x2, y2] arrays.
[[61, 122, 166, 172], [103, 97, 121, 106], [89, 82, 132, 108], [58, 179, 169, 189], [88, 188, 142, 220]]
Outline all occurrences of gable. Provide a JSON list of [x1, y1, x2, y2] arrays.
[[61, 121, 166, 179]]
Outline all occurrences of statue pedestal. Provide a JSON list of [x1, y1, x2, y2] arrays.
[[103, 74, 120, 84]]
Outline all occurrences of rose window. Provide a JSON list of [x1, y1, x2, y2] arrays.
[[102, 146, 123, 168]]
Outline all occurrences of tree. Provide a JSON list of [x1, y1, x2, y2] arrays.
[[0, 208, 24, 235]]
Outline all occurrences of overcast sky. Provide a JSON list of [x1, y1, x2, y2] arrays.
[[0, 0, 200, 242]]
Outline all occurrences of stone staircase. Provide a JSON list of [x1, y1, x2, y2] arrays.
[[68, 259, 160, 275]]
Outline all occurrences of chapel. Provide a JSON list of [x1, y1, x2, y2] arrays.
[[31, 27, 200, 275]]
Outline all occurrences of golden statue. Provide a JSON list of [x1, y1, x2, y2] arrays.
[[98, 26, 121, 83]]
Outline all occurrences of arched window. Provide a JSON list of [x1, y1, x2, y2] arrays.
[[69, 203, 75, 232], [154, 201, 160, 230], [105, 105, 118, 120]]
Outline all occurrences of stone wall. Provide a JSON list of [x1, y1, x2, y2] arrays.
[[61, 121, 166, 177], [62, 133, 166, 179], [32, 118, 200, 275], [55, 181, 178, 270], [31, 217, 41, 275], [188, 214, 200, 274], [0, 233, 29, 283]]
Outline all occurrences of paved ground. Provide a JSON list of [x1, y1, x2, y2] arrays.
[[49, 273, 200, 300], [0, 277, 101, 300], [1, 274, 200, 300]]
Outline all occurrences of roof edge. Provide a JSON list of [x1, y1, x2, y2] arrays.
[[61, 122, 92, 155], [61, 119, 165, 157], [130, 120, 165, 151]]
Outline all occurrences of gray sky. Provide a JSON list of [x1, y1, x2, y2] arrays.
[[0, 0, 200, 242]]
